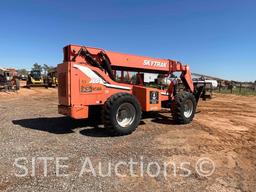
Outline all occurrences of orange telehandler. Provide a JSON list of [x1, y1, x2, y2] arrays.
[[58, 45, 205, 135]]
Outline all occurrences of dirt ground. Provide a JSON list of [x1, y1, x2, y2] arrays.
[[0, 88, 255, 192]]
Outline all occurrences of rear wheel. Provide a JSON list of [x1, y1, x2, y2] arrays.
[[172, 92, 196, 124], [103, 93, 142, 135]]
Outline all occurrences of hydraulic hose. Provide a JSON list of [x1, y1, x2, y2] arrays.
[[99, 51, 116, 81]]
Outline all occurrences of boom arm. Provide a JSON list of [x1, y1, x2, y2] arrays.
[[63, 45, 194, 92]]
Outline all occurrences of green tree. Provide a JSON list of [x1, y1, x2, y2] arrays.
[[43, 64, 50, 75], [32, 63, 42, 72], [43, 64, 55, 75]]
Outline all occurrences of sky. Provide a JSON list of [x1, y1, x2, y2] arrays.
[[0, 0, 255, 81]]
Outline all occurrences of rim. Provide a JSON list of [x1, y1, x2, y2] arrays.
[[116, 103, 136, 127], [184, 99, 193, 118]]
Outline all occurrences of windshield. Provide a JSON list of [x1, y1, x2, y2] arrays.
[[31, 71, 41, 79]]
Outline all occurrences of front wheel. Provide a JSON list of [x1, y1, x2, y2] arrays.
[[172, 92, 196, 124], [103, 93, 142, 136]]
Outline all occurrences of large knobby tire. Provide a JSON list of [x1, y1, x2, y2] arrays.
[[103, 93, 142, 136], [172, 92, 196, 124]]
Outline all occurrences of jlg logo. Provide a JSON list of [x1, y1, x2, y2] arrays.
[[144, 60, 167, 68]]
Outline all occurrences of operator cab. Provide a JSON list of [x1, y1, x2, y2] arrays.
[[30, 70, 42, 80]]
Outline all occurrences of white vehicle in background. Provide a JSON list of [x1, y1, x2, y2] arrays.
[[193, 79, 218, 100], [193, 79, 218, 88]]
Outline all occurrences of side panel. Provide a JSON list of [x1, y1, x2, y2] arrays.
[[70, 63, 106, 106], [69, 62, 132, 106], [133, 86, 161, 111]]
